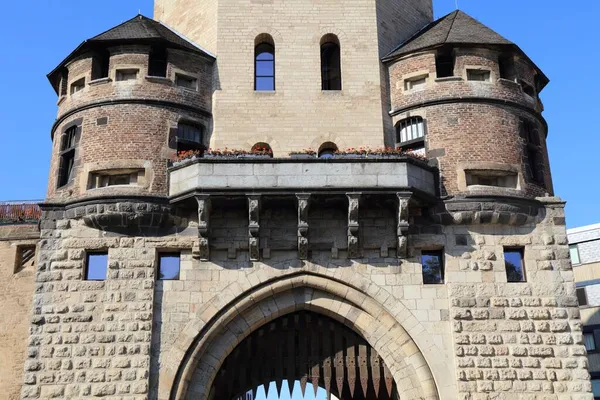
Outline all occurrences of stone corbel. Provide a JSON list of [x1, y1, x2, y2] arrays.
[[248, 195, 261, 261], [396, 192, 411, 259], [347, 193, 361, 258], [193, 195, 211, 260], [296, 194, 311, 259]]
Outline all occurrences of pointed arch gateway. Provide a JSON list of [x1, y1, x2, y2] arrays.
[[163, 273, 441, 400]]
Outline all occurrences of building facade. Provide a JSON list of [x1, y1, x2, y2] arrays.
[[0, 0, 594, 399], [569, 223, 600, 398]]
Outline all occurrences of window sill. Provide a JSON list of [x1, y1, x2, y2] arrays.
[[145, 75, 171, 84], [89, 77, 112, 86], [435, 76, 462, 83]]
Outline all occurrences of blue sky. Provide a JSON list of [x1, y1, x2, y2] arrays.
[[0, 0, 596, 229]]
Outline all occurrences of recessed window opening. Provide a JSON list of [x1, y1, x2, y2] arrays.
[[255, 34, 275, 91], [175, 73, 197, 90], [318, 142, 338, 159], [499, 55, 516, 81], [70, 78, 85, 95], [404, 75, 427, 91], [85, 252, 108, 281], [569, 244, 581, 265], [521, 80, 535, 97], [421, 250, 444, 284], [320, 34, 341, 91], [177, 122, 204, 152], [504, 248, 526, 282], [91, 49, 110, 80], [577, 287, 589, 306], [436, 47, 454, 78], [465, 170, 518, 189], [467, 69, 491, 82], [116, 69, 139, 81], [58, 126, 78, 188], [15, 245, 36, 273], [158, 253, 180, 280], [148, 46, 168, 77]]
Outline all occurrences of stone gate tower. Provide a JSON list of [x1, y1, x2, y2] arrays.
[[16, 0, 593, 399]]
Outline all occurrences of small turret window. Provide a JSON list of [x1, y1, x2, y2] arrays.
[[436, 48, 454, 78], [176, 122, 204, 152], [148, 46, 168, 77], [57, 125, 78, 188]]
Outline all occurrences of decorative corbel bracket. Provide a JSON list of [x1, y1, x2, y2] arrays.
[[296, 194, 311, 259], [193, 195, 211, 260], [248, 195, 261, 261], [347, 193, 361, 258], [396, 192, 411, 259]]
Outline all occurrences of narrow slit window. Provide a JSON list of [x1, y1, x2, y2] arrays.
[[255, 37, 275, 91], [321, 35, 341, 90], [421, 250, 444, 284], [116, 69, 139, 81], [86, 252, 108, 281], [70, 78, 85, 94], [175, 73, 197, 90], [467, 69, 491, 82], [504, 248, 526, 282], [159, 253, 180, 280], [58, 126, 78, 188], [148, 46, 168, 77]]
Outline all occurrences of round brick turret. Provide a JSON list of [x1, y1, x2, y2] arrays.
[[45, 15, 214, 204], [384, 11, 551, 199]]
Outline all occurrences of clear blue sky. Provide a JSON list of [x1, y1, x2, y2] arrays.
[[0, 0, 596, 229]]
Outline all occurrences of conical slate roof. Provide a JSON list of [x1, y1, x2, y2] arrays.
[[383, 10, 548, 87], [48, 15, 214, 94]]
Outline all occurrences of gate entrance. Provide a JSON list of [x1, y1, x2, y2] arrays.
[[210, 311, 398, 400]]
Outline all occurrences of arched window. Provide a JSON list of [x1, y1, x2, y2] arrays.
[[320, 35, 341, 90], [318, 142, 338, 159], [251, 142, 273, 157], [255, 34, 275, 91], [396, 117, 425, 150]]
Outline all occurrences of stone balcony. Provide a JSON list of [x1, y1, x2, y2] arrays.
[[168, 157, 438, 200]]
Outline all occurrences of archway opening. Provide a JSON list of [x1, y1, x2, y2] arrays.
[[209, 311, 398, 400]]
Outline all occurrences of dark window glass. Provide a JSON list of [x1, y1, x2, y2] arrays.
[[148, 46, 168, 77], [504, 248, 525, 282], [58, 126, 78, 188], [436, 48, 454, 78], [86, 253, 108, 280], [321, 41, 341, 90], [255, 43, 275, 91], [577, 287, 588, 306], [159, 253, 180, 280], [421, 250, 444, 284], [91, 50, 110, 80]]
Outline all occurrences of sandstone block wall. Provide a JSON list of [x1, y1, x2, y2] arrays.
[[0, 225, 38, 400]]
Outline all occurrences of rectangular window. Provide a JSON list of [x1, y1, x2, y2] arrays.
[[585, 332, 597, 352], [569, 244, 581, 265], [175, 73, 198, 90], [467, 69, 491, 82], [504, 248, 526, 282], [86, 252, 108, 281], [577, 287, 588, 306], [70, 78, 85, 94], [158, 253, 181, 280], [436, 48, 454, 78], [148, 46, 168, 77], [116, 69, 139, 81], [404, 75, 427, 91], [15, 245, 36, 273], [421, 250, 444, 284]]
